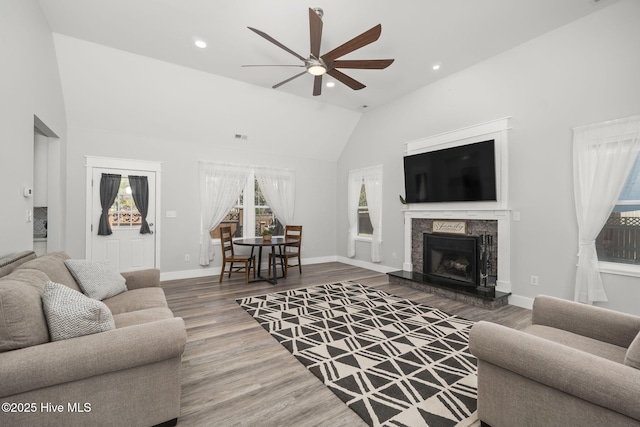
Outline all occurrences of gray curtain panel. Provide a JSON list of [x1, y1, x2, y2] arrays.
[[98, 173, 121, 235], [129, 175, 151, 234]]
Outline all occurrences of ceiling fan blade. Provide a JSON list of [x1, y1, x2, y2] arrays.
[[332, 59, 394, 70], [272, 71, 307, 89], [309, 8, 323, 58], [313, 75, 322, 96], [322, 24, 382, 62], [248, 27, 306, 61], [327, 69, 366, 91]]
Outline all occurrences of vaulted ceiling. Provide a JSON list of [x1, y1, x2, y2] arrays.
[[39, 0, 616, 111]]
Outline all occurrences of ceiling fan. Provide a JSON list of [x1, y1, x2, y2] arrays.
[[244, 7, 394, 96]]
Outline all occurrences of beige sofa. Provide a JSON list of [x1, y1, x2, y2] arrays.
[[469, 295, 640, 427], [0, 251, 187, 427]]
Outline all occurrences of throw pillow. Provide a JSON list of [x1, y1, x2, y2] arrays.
[[64, 259, 127, 300], [625, 331, 640, 370], [42, 281, 115, 341]]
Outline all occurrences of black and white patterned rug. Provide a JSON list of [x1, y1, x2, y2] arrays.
[[237, 281, 478, 427]]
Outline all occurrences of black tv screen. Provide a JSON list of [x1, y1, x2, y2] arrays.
[[404, 140, 497, 203]]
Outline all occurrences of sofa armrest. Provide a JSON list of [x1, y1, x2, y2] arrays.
[[0, 317, 186, 397], [470, 321, 640, 421], [121, 268, 161, 289], [532, 295, 640, 347]]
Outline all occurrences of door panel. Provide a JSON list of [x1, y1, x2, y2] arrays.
[[91, 168, 156, 272]]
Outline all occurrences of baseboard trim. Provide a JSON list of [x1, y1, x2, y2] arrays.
[[336, 256, 397, 274], [508, 294, 534, 310]]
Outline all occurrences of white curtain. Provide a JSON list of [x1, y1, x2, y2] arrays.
[[255, 167, 295, 227], [347, 170, 362, 257], [572, 115, 640, 303], [199, 162, 250, 266], [363, 165, 383, 262], [347, 165, 383, 262]]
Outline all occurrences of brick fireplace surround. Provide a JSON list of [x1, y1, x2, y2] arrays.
[[412, 218, 498, 280], [388, 209, 512, 309]]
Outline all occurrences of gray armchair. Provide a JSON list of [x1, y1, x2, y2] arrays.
[[469, 295, 640, 427]]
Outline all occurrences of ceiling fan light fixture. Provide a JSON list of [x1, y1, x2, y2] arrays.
[[305, 57, 327, 76], [307, 65, 327, 76]]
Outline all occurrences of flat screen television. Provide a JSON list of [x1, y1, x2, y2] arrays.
[[404, 140, 497, 203]]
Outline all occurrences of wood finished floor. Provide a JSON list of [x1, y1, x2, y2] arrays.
[[162, 262, 532, 427]]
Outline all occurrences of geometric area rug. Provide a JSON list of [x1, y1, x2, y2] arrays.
[[236, 281, 478, 427]]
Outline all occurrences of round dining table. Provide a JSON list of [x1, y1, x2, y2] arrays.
[[233, 237, 300, 285]]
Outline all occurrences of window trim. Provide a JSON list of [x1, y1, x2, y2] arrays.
[[598, 261, 640, 278]]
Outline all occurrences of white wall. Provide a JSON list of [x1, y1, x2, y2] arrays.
[[66, 127, 338, 274], [0, 0, 66, 257], [53, 35, 359, 273], [337, 0, 640, 314]]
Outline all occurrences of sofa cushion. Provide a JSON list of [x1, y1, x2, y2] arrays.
[[0, 250, 37, 278], [113, 307, 175, 328], [64, 259, 127, 300], [0, 270, 50, 352], [625, 331, 640, 369], [2, 268, 50, 292], [103, 287, 168, 315], [42, 281, 115, 341], [16, 252, 82, 292], [524, 324, 627, 364]]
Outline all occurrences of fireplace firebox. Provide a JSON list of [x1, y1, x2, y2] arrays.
[[423, 233, 480, 287]]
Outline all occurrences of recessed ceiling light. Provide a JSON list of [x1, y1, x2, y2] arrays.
[[326, 81, 335, 88], [194, 40, 207, 49], [432, 64, 441, 70]]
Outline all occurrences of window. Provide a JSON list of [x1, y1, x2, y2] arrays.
[[109, 177, 141, 228], [596, 153, 640, 265], [209, 174, 281, 239], [255, 178, 282, 236], [347, 165, 383, 262], [358, 183, 374, 237], [209, 194, 242, 239]]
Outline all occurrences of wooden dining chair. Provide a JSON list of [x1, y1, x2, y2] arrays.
[[219, 226, 255, 284], [269, 225, 302, 279]]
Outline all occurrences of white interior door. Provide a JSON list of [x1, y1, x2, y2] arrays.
[[90, 167, 157, 272]]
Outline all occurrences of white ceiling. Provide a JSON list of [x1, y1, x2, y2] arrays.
[[38, 0, 616, 112]]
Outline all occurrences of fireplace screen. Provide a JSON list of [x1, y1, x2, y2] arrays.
[[423, 233, 479, 287]]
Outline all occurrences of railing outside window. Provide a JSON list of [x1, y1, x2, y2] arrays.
[[109, 178, 142, 228], [597, 213, 640, 264]]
